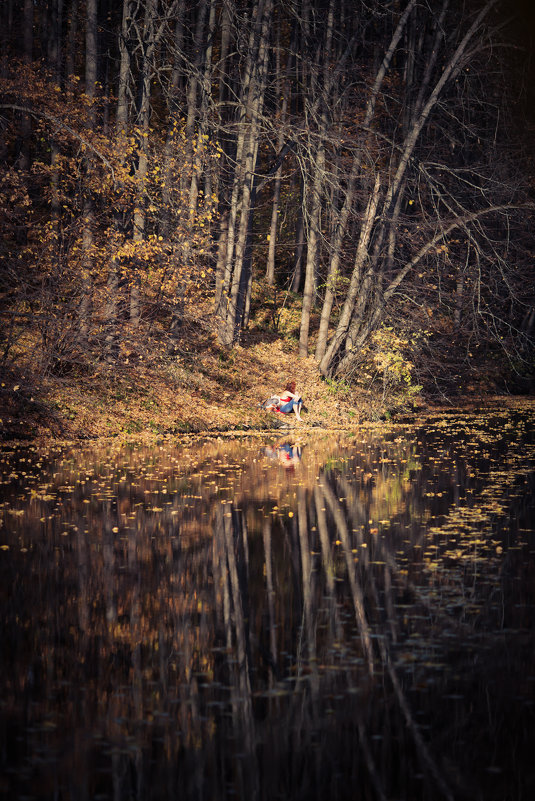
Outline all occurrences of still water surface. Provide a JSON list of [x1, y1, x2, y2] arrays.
[[1, 405, 534, 801]]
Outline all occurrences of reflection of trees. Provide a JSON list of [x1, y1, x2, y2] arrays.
[[214, 503, 255, 753], [317, 475, 374, 674], [1, 419, 534, 801]]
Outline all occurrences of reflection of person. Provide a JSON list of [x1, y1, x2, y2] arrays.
[[262, 441, 303, 469], [263, 381, 303, 421], [276, 443, 302, 468]]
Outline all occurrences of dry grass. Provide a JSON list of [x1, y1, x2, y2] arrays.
[[1, 296, 387, 441]]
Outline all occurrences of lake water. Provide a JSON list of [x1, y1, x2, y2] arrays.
[[1, 404, 534, 801]]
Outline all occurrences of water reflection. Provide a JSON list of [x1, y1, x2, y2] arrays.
[[1, 406, 534, 800], [261, 440, 303, 469]]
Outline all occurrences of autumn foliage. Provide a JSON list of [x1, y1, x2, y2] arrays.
[[0, 0, 534, 441], [1, 60, 216, 378]]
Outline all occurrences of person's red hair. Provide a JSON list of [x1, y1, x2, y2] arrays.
[[285, 380, 296, 393]]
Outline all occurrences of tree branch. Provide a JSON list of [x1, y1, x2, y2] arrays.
[[0, 104, 118, 185]]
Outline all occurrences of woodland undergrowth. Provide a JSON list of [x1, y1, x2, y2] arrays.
[[1, 286, 525, 444]]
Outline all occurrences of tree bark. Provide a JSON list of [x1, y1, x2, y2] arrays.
[[319, 0, 499, 377], [266, 19, 293, 285], [19, 0, 34, 172], [116, 0, 132, 132], [298, 138, 325, 357], [315, 0, 417, 363], [318, 175, 381, 375], [218, 0, 273, 346], [298, 0, 335, 357], [79, 0, 98, 340]]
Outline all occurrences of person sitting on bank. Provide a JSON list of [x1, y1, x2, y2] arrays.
[[264, 381, 303, 421]]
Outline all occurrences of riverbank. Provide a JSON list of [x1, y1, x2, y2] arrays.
[[0, 333, 413, 442], [1, 327, 529, 444]]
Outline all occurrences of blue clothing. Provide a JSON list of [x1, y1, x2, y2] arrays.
[[279, 398, 301, 414]]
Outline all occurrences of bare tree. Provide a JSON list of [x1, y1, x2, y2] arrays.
[[1, 0, 533, 389], [317, 0, 508, 378], [216, 0, 274, 346]]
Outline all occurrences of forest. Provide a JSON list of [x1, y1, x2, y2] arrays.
[[1, 0, 534, 436], [1, 6, 535, 791]]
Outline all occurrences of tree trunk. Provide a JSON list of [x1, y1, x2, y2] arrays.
[[298, 139, 325, 357], [315, 0, 417, 363], [65, 0, 79, 78], [19, 0, 34, 172], [298, 0, 336, 357], [184, 0, 208, 208], [161, 0, 186, 238], [116, 0, 132, 131], [129, 0, 179, 326], [318, 175, 381, 375], [218, 0, 272, 346], [318, 0, 498, 377], [0, 0, 14, 81], [266, 20, 293, 285], [129, 0, 156, 327], [104, 256, 119, 361], [333, 202, 524, 377], [79, 0, 98, 340], [292, 193, 305, 292]]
